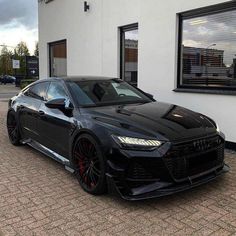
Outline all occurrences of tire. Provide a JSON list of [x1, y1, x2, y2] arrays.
[[7, 110, 21, 146], [72, 134, 107, 195]]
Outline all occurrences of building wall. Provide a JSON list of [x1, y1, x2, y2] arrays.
[[38, 0, 236, 143]]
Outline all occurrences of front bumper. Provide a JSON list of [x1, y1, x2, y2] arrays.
[[106, 164, 229, 200], [106, 134, 229, 200]]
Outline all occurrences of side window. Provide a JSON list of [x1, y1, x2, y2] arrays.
[[25, 82, 49, 101], [46, 82, 68, 101]]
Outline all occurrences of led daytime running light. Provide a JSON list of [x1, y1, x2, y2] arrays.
[[117, 136, 162, 147]]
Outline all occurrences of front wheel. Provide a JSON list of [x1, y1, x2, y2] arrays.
[[72, 134, 107, 195], [7, 110, 21, 146]]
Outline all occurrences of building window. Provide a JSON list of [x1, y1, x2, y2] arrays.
[[49, 40, 67, 77], [178, 2, 236, 92], [120, 23, 138, 86]]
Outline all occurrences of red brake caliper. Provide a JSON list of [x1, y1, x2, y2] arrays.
[[77, 150, 85, 177]]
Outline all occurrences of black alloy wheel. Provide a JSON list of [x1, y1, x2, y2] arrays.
[[7, 110, 21, 145], [73, 134, 106, 195]]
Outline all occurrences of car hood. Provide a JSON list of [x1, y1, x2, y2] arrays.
[[83, 101, 217, 141]]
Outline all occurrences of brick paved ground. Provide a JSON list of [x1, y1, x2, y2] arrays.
[[0, 100, 236, 236]]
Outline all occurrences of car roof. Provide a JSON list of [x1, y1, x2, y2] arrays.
[[23, 76, 119, 91], [59, 76, 116, 82]]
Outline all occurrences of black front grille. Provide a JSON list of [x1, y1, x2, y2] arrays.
[[164, 135, 224, 180], [126, 158, 167, 180], [127, 162, 153, 180], [173, 135, 223, 155], [125, 159, 167, 189]]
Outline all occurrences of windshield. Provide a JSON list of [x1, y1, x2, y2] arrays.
[[67, 79, 152, 107]]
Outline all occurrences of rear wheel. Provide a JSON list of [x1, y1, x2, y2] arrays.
[[7, 110, 21, 146], [72, 134, 107, 195]]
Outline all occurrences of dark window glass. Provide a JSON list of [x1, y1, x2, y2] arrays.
[[179, 6, 236, 89], [46, 82, 68, 101], [49, 40, 67, 77], [26, 82, 49, 101], [120, 24, 138, 86], [67, 79, 151, 107]]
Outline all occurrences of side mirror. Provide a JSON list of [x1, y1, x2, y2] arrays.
[[45, 98, 66, 109], [45, 98, 74, 115]]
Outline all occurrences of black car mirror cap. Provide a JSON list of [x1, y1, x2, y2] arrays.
[[45, 98, 74, 112], [45, 98, 65, 109]]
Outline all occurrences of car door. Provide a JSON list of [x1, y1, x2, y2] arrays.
[[18, 82, 50, 141], [37, 81, 74, 158]]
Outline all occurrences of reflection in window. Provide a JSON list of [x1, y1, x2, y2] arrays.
[[46, 82, 68, 101], [27, 82, 49, 101], [179, 8, 236, 88], [121, 25, 138, 86], [49, 40, 67, 77]]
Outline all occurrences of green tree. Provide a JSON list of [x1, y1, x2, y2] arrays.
[[0, 46, 13, 75], [34, 42, 39, 57], [14, 41, 30, 76], [15, 41, 30, 57]]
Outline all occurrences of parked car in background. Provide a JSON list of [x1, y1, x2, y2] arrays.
[[0, 75, 16, 84], [7, 76, 229, 200]]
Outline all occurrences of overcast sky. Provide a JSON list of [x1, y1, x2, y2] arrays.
[[0, 0, 38, 54], [183, 9, 236, 66]]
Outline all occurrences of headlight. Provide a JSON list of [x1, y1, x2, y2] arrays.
[[112, 135, 162, 150]]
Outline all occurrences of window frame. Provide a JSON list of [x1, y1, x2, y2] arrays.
[[176, 1, 236, 95], [119, 23, 138, 85], [48, 39, 67, 77]]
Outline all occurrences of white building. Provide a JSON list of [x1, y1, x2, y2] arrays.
[[38, 0, 236, 148]]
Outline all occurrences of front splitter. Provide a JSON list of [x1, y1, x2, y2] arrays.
[[106, 164, 229, 201]]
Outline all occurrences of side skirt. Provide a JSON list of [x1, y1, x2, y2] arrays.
[[21, 139, 75, 173]]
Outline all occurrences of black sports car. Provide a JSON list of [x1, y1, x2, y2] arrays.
[[7, 76, 229, 200]]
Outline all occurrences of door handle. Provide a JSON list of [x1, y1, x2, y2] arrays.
[[39, 110, 45, 116]]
